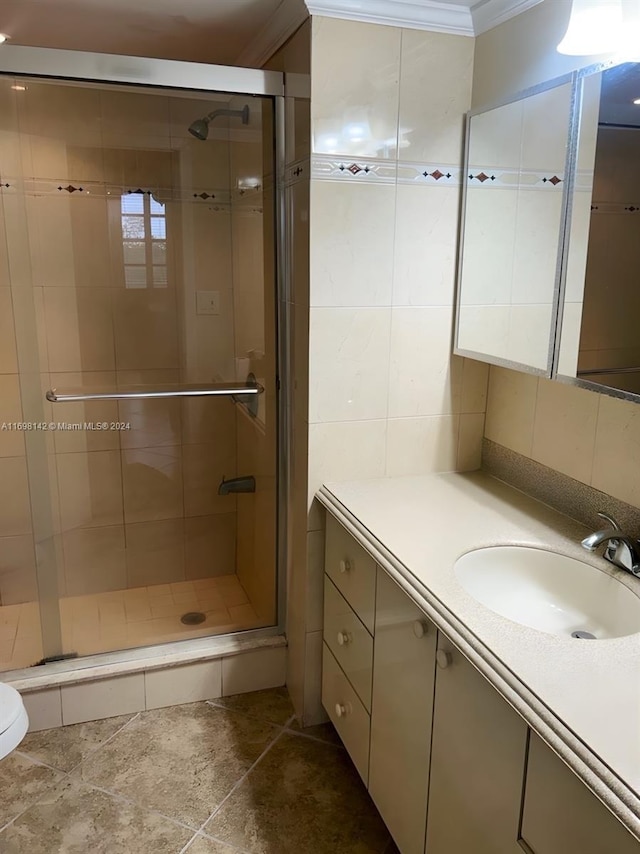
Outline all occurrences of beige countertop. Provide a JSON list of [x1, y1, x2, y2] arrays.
[[317, 471, 640, 838]]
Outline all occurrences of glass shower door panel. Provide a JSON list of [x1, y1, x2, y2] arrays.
[[0, 74, 278, 668]]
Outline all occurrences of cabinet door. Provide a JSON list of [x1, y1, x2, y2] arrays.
[[369, 568, 437, 854], [521, 733, 640, 854], [425, 636, 527, 854]]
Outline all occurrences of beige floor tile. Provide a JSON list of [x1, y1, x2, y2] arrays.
[[74, 703, 279, 828], [187, 834, 248, 854], [204, 732, 390, 853], [20, 714, 136, 773], [210, 687, 295, 727], [0, 752, 63, 828], [0, 778, 193, 853]]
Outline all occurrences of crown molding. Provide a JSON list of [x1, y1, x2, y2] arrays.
[[471, 0, 543, 35], [236, 0, 309, 68], [304, 0, 473, 36], [303, 0, 544, 36]]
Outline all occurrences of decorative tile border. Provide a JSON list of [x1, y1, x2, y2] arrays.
[[466, 165, 565, 190], [0, 177, 265, 213], [590, 201, 640, 213], [311, 154, 463, 186], [284, 157, 309, 188]]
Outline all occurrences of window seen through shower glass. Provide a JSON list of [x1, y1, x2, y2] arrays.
[[0, 75, 278, 674], [121, 194, 168, 288]]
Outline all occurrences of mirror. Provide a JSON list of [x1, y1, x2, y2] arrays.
[[558, 62, 640, 399], [455, 78, 574, 374]]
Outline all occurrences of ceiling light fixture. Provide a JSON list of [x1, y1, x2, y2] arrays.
[[10, 84, 26, 91], [557, 0, 623, 55], [0, 34, 9, 44]]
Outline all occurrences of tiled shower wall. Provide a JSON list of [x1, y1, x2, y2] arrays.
[[476, 0, 640, 512], [0, 80, 271, 606], [288, 17, 489, 724]]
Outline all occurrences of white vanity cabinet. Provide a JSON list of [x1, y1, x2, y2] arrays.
[[425, 635, 527, 854], [520, 734, 640, 854], [368, 567, 437, 854], [321, 512, 640, 854]]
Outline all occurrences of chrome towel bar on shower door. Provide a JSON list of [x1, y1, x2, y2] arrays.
[[45, 380, 264, 403]]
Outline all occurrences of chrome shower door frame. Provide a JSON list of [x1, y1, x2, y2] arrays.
[[0, 45, 289, 670]]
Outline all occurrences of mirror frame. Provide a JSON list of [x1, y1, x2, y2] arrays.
[[551, 59, 640, 405], [453, 71, 579, 377]]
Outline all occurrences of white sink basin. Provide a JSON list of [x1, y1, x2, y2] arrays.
[[454, 546, 640, 639]]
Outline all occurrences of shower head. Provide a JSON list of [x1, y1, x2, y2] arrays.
[[188, 104, 250, 141]]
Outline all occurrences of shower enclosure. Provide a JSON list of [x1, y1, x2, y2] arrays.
[[0, 48, 287, 675]]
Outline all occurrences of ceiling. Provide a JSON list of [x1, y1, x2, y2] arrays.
[[0, 0, 288, 66]]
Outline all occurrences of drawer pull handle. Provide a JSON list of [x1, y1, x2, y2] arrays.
[[337, 630, 352, 646], [413, 620, 428, 638], [339, 559, 351, 574], [335, 702, 351, 718], [436, 650, 452, 669]]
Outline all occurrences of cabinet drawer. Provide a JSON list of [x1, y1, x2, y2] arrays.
[[325, 514, 376, 634], [322, 642, 371, 785], [323, 575, 373, 711]]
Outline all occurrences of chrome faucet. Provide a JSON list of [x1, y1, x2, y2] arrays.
[[581, 512, 640, 577]]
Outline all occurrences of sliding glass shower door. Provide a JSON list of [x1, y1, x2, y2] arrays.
[[0, 52, 283, 673]]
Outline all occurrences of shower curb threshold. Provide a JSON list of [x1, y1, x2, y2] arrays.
[[6, 632, 287, 693]]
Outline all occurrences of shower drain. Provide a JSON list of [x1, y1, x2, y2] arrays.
[[181, 611, 206, 626], [571, 630, 596, 640]]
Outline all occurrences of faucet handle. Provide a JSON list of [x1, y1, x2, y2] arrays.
[[597, 511, 621, 531]]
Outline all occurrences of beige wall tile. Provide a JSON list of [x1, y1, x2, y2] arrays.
[[457, 412, 485, 472], [392, 185, 459, 307], [185, 513, 236, 579], [461, 358, 489, 414], [308, 420, 387, 507], [397, 28, 473, 164], [309, 307, 391, 423], [592, 395, 640, 507], [532, 379, 598, 484], [221, 646, 286, 696], [388, 307, 460, 417], [22, 687, 63, 732], [125, 518, 185, 587], [122, 446, 182, 524], [0, 534, 37, 604], [484, 367, 538, 457], [0, 289, 18, 373], [43, 287, 115, 373], [62, 525, 126, 596], [0, 374, 25, 457], [50, 371, 119, 453], [144, 660, 222, 710], [181, 395, 235, 446], [312, 17, 401, 159], [310, 182, 396, 308], [0, 456, 32, 537], [386, 415, 459, 476], [57, 450, 123, 530], [61, 674, 145, 725], [113, 289, 179, 372], [183, 442, 236, 518], [119, 397, 181, 449]]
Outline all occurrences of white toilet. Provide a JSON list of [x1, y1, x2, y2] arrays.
[[0, 683, 29, 759]]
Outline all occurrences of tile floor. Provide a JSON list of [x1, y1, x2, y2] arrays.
[[0, 576, 264, 673], [0, 687, 398, 854]]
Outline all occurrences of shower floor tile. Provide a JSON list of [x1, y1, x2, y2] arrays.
[[0, 688, 398, 854], [0, 575, 262, 673]]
